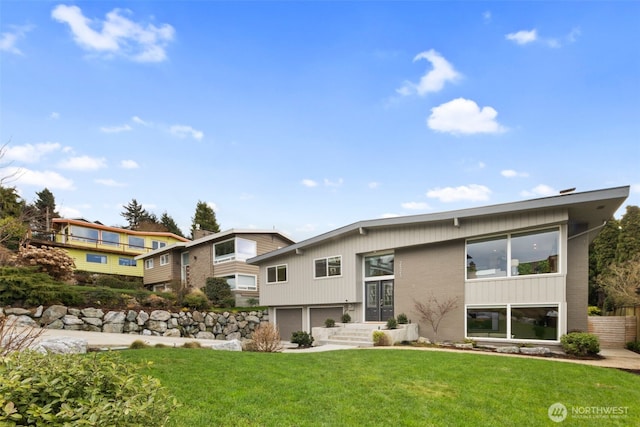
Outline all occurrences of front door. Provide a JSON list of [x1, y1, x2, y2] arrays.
[[365, 280, 394, 322]]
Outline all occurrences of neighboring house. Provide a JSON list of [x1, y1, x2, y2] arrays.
[[31, 218, 189, 278], [135, 229, 294, 305], [248, 186, 629, 344]]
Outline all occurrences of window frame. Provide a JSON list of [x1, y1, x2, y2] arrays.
[[152, 240, 167, 250], [86, 253, 107, 264], [466, 227, 560, 281], [314, 255, 342, 279], [101, 231, 120, 246], [465, 303, 560, 342], [118, 257, 137, 267], [266, 264, 288, 284], [160, 254, 170, 266], [145, 259, 154, 269], [128, 235, 146, 250], [222, 273, 258, 291], [213, 237, 257, 264]]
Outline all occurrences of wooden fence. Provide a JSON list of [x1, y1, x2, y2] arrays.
[[588, 315, 637, 348]]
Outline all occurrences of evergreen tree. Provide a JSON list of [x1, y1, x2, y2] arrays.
[[617, 205, 640, 263], [190, 200, 220, 238], [121, 199, 149, 230], [31, 188, 60, 232], [589, 218, 620, 305], [160, 211, 185, 238], [0, 186, 24, 218]]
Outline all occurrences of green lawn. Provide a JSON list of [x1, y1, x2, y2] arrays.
[[119, 348, 640, 426]]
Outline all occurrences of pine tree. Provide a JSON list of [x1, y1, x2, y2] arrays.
[[31, 188, 60, 232], [617, 205, 640, 263], [190, 200, 220, 238], [121, 199, 149, 230], [589, 218, 620, 305], [160, 211, 185, 238]]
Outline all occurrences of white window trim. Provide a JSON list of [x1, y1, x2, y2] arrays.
[[266, 264, 288, 284], [465, 226, 562, 282], [145, 259, 154, 269], [314, 255, 342, 279], [214, 238, 236, 264], [465, 303, 562, 343], [236, 273, 257, 291], [160, 254, 170, 266]]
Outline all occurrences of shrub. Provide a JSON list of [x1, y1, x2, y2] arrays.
[[373, 331, 390, 346], [246, 297, 259, 307], [386, 317, 398, 330], [130, 340, 150, 349], [182, 289, 210, 310], [0, 351, 178, 426], [626, 341, 640, 354], [560, 332, 600, 356], [291, 331, 314, 348], [341, 312, 351, 323], [588, 306, 602, 316], [182, 341, 202, 349], [324, 318, 336, 328], [396, 313, 408, 324], [13, 245, 75, 282], [203, 277, 233, 307], [0, 267, 82, 307], [248, 323, 283, 352], [94, 274, 142, 290]]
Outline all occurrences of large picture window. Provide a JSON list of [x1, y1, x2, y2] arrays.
[[119, 257, 136, 267], [364, 254, 394, 278], [71, 226, 99, 243], [223, 274, 257, 291], [466, 305, 559, 341], [101, 231, 120, 246], [214, 238, 257, 263], [86, 254, 107, 264], [315, 256, 341, 278], [466, 228, 559, 280], [128, 236, 145, 249], [267, 264, 287, 284]]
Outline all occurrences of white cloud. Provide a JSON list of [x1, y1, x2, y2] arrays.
[[520, 184, 557, 198], [51, 5, 175, 62], [132, 116, 151, 126], [120, 159, 139, 169], [169, 125, 204, 141], [506, 29, 538, 45], [401, 202, 430, 210], [58, 155, 107, 171], [95, 178, 126, 187], [427, 98, 506, 135], [301, 179, 318, 188], [49, 112, 60, 120], [324, 178, 344, 187], [0, 24, 33, 55], [368, 181, 380, 189], [3, 142, 62, 163], [426, 184, 492, 203], [100, 124, 132, 133], [5, 166, 74, 190], [58, 205, 83, 218], [397, 49, 462, 96], [501, 169, 529, 178]]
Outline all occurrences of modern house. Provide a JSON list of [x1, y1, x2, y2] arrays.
[[136, 229, 294, 305], [248, 186, 630, 344], [32, 218, 190, 278]]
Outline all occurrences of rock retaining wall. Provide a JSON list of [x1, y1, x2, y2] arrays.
[[1, 305, 269, 341]]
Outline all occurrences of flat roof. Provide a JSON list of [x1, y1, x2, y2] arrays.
[[248, 185, 630, 264]]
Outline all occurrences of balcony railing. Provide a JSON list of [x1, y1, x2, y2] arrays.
[[28, 230, 155, 254]]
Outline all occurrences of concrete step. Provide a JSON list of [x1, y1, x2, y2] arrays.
[[319, 339, 373, 348]]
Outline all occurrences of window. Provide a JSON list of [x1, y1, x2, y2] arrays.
[[224, 274, 257, 290], [101, 231, 120, 246], [71, 226, 99, 243], [152, 240, 167, 250], [128, 236, 145, 249], [365, 254, 394, 277], [160, 254, 170, 266], [466, 228, 559, 280], [315, 256, 342, 278], [145, 259, 154, 269], [214, 238, 257, 263], [466, 305, 559, 341], [86, 254, 107, 264], [119, 257, 136, 267], [267, 264, 287, 284]]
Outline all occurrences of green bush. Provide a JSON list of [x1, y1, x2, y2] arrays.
[[341, 312, 351, 323], [182, 292, 210, 310], [626, 341, 640, 354], [94, 274, 142, 290], [396, 313, 408, 324], [291, 331, 314, 348], [373, 331, 390, 346], [0, 351, 177, 426], [587, 306, 602, 316], [130, 340, 150, 349], [0, 267, 82, 307], [203, 277, 233, 307], [560, 332, 600, 356], [386, 317, 398, 330], [324, 318, 336, 328]]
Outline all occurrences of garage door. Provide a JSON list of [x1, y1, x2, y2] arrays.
[[275, 308, 303, 342], [310, 307, 344, 328]]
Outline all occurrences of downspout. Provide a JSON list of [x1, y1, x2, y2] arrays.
[[567, 221, 607, 241]]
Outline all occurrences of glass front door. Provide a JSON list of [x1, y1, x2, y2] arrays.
[[365, 280, 394, 322]]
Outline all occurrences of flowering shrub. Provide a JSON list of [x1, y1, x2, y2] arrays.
[[14, 245, 75, 282]]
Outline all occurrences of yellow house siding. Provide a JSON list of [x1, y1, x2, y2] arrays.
[[67, 249, 143, 277]]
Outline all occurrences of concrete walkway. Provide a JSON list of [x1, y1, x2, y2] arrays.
[[35, 329, 640, 370]]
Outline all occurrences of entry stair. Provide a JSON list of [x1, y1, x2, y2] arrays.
[[317, 324, 384, 348]]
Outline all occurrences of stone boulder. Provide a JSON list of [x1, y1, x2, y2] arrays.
[[104, 311, 126, 324], [62, 315, 84, 326], [163, 329, 181, 338], [210, 339, 243, 351], [5, 314, 38, 328], [4, 307, 31, 316], [31, 337, 88, 354], [150, 310, 171, 321], [196, 331, 215, 340], [81, 307, 104, 318], [496, 346, 520, 354], [519, 347, 551, 356], [40, 305, 67, 325], [103, 323, 124, 334]]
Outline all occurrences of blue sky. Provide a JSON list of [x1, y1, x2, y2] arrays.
[[1, 1, 639, 241]]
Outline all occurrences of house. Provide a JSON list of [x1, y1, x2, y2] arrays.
[[135, 229, 294, 305], [247, 186, 630, 344], [32, 218, 189, 278]]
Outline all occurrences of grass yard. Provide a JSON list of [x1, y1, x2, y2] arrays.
[[119, 348, 640, 426]]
